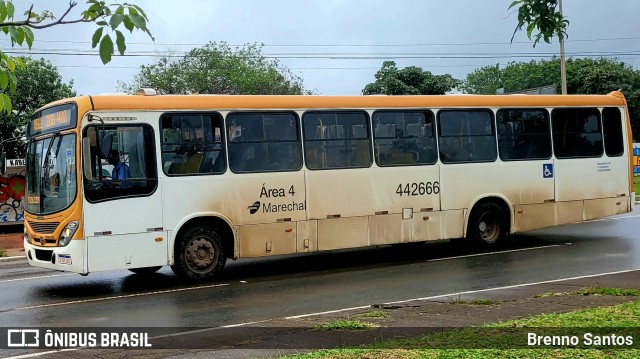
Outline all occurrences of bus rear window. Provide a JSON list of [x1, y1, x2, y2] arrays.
[[602, 107, 624, 157]]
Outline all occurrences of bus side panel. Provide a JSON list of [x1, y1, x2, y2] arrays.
[[84, 194, 167, 272], [440, 162, 553, 212], [369, 213, 406, 245], [583, 197, 629, 221], [555, 157, 630, 202], [296, 220, 318, 253], [87, 232, 168, 272], [237, 222, 297, 257], [497, 161, 556, 205], [317, 216, 368, 251]]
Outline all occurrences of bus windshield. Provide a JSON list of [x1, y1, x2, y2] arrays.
[[25, 133, 77, 215]]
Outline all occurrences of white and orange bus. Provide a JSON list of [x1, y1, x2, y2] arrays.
[[17, 89, 634, 280]]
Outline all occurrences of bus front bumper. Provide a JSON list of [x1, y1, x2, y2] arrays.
[[24, 238, 86, 274]]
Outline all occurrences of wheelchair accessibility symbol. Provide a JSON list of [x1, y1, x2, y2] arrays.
[[543, 163, 553, 178]]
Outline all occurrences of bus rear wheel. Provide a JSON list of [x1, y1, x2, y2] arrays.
[[171, 226, 226, 280], [467, 202, 506, 247]]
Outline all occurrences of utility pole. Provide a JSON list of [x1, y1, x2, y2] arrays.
[[559, 0, 567, 94]]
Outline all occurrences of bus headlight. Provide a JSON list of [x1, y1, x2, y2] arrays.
[[59, 221, 79, 247]]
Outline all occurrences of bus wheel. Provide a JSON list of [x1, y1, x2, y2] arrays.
[[128, 266, 162, 275], [467, 203, 505, 247], [172, 226, 226, 280]]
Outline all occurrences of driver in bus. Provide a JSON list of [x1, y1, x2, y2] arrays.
[[108, 150, 130, 180]]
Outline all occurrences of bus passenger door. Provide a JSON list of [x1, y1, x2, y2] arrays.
[[82, 123, 167, 272]]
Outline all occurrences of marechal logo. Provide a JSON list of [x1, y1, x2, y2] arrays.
[[248, 201, 260, 214]]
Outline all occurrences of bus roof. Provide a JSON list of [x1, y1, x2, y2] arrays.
[[38, 91, 628, 114]]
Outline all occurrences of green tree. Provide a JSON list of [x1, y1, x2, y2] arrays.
[[458, 64, 503, 95], [118, 42, 313, 95], [461, 58, 640, 140], [0, 0, 153, 114], [509, 0, 569, 46], [362, 61, 459, 95], [0, 58, 75, 158]]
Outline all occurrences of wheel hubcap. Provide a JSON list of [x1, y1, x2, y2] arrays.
[[186, 237, 216, 270], [478, 212, 499, 243]]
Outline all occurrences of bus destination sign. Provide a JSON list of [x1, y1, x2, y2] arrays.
[[29, 104, 77, 137]]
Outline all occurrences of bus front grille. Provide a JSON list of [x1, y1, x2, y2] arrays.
[[34, 249, 53, 262], [29, 222, 60, 234]]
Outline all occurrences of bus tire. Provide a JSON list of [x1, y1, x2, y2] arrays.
[[128, 266, 162, 275], [467, 202, 506, 247], [171, 226, 226, 280]]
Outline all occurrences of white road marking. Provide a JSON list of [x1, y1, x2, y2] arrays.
[[4, 349, 76, 359], [0, 274, 74, 284], [0, 256, 25, 262], [13, 283, 230, 311], [426, 244, 562, 262]]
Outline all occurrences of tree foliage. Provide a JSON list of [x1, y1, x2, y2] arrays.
[[0, 58, 76, 158], [509, 0, 569, 46], [461, 58, 640, 140], [362, 61, 459, 95], [0, 0, 153, 115], [118, 42, 312, 95]]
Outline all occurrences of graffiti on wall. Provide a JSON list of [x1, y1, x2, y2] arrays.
[[0, 163, 25, 223]]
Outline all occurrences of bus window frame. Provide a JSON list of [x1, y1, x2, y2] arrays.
[[496, 107, 553, 162], [82, 123, 158, 204], [551, 107, 604, 159], [302, 109, 373, 171], [226, 110, 304, 174], [371, 109, 438, 167], [601, 107, 625, 158], [436, 108, 498, 164], [160, 111, 227, 177]]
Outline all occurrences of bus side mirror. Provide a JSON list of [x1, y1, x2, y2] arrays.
[[0, 152, 5, 176]]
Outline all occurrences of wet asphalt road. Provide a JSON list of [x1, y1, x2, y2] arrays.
[[0, 208, 639, 344]]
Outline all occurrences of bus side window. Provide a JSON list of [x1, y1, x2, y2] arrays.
[[227, 112, 302, 173], [161, 113, 225, 176], [303, 112, 372, 170]]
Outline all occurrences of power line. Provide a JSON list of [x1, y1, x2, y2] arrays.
[[6, 49, 640, 60], [2, 36, 639, 47]]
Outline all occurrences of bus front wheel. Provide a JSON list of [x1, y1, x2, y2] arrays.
[[172, 226, 226, 280], [467, 202, 506, 247]]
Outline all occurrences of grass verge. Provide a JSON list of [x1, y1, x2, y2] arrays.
[[0, 249, 7, 257], [634, 176, 640, 195], [356, 310, 387, 318], [576, 286, 640, 297], [286, 297, 640, 358], [315, 319, 375, 331]]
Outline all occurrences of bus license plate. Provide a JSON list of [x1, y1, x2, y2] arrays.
[[58, 254, 72, 265]]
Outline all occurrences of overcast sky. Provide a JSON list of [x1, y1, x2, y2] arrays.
[[6, 0, 640, 96]]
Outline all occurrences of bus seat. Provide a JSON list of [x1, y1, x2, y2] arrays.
[[375, 124, 390, 138], [406, 123, 421, 137], [352, 125, 367, 139], [186, 152, 203, 173]]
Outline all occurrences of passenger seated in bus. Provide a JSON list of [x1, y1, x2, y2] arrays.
[[108, 150, 130, 180]]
